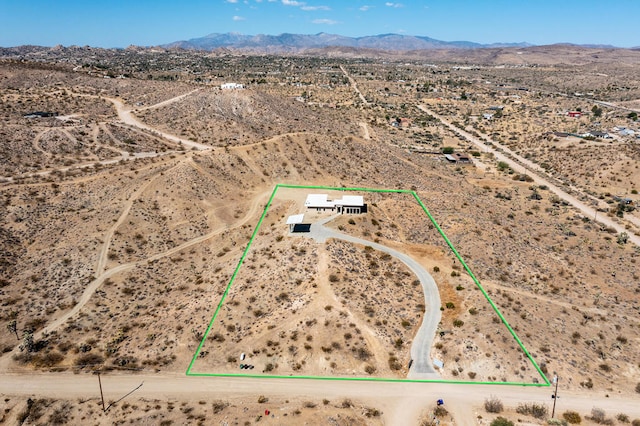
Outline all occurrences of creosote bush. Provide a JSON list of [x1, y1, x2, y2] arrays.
[[484, 395, 503, 413], [490, 417, 514, 426], [516, 402, 548, 419], [563, 410, 582, 424]]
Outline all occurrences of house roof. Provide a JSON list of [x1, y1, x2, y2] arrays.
[[334, 195, 364, 207], [286, 214, 305, 225], [305, 194, 333, 208], [305, 194, 364, 208]]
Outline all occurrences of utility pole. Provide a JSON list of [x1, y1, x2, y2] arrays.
[[97, 372, 106, 412], [551, 375, 559, 418]]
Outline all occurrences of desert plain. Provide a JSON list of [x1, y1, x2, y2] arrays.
[[0, 45, 639, 425]]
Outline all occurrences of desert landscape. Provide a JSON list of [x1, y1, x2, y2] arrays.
[[1, 44, 639, 425]]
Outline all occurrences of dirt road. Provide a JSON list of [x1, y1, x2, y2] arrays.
[[303, 216, 442, 378], [2, 372, 639, 425], [105, 96, 212, 151], [418, 105, 640, 247]]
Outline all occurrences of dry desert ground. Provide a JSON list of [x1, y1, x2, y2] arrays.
[[0, 48, 639, 425]]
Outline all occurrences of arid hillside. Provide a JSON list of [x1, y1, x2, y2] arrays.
[[0, 56, 639, 424]]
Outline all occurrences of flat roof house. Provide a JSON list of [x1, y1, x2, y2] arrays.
[[304, 194, 365, 214]]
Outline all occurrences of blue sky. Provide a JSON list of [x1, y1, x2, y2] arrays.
[[1, 0, 638, 48]]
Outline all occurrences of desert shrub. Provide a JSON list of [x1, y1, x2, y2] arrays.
[[257, 395, 268, 403], [442, 146, 454, 154], [364, 365, 376, 374], [434, 406, 448, 417], [590, 408, 613, 425], [340, 399, 353, 408], [484, 396, 503, 413], [388, 355, 402, 370], [31, 351, 64, 368], [631, 420, 640, 426], [74, 353, 104, 369], [453, 319, 464, 327], [516, 402, 548, 419], [304, 401, 317, 408], [49, 402, 72, 425], [490, 417, 513, 426], [212, 401, 228, 414], [563, 410, 581, 424], [364, 407, 381, 417], [433, 266, 440, 272], [328, 274, 339, 282], [617, 414, 630, 423], [635, 382, 640, 393]]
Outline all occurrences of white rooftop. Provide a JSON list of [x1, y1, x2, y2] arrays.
[[305, 193, 364, 209], [305, 194, 334, 208], [286, 214, 305, 225], [334, 195, 364, 207]]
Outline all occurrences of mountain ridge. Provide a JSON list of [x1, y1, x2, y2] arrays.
[[162, 32, 532, 52]]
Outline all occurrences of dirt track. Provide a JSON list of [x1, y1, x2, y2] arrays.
[[2, 372, 639, 425], [418, 105, 640, 247]]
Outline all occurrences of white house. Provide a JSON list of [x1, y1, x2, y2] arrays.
[[221, 83, 244, 90], [304, 194, 365, 214]]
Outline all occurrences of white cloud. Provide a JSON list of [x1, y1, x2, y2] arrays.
[[312, 18, 338, 25], [282, 0, 304, 6], [301, 5, 330, 11], [233, 15, 246, 20], [385, 2, 404, 7], [359, 5, 372, 11], [226, 0, 239, 3]]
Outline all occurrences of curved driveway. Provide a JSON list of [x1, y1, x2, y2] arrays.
[[301, 216, 441, 378]]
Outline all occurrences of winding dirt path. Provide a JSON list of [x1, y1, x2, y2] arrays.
[[0, 187, 272, 370], [418, 105, 640, 247], [301, 216, 442, 378]]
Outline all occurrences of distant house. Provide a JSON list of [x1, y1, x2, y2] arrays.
[[567, 111, 582, 118], [444, 153, 472, 164], [391, 117, 412, 128], [483, 113, 494, 120], [488, 106, 504, 111], [304, 194, 365, 214], [585, 130, 612, 139], [221, 83, 244, 90], [23, 111, 58, 118]]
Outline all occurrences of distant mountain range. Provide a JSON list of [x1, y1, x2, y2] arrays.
[[163, 32, 533, 52]]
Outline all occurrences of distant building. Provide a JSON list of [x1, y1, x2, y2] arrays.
[[444, 153, 472, 164], [23, 111, 58, 118], [221, 83, 244, 90], [483, 113, 494, 120], [305, 194, 365, 214], [584, 130, 612, 139], [567, 111, 582, 118]]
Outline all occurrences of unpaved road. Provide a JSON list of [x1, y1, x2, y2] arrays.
[[302, 216, 442, 378], [340, 65, 369, 105], [105, 96, 212, 151], [2, 372, 640, 425], [418, 105, 640, 247]]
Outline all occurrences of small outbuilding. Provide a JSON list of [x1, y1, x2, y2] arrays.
[[286, 214, 310, 232]]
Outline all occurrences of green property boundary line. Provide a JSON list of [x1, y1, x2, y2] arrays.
[[186, 184, 550, 387]]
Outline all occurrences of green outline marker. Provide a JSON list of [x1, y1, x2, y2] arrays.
[[187, 184, 549, 387]]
